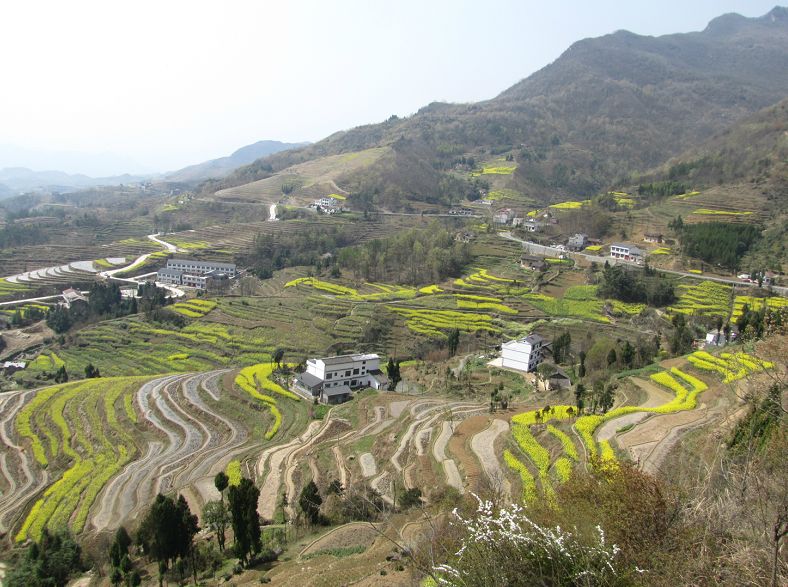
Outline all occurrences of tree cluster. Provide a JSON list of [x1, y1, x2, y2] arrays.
[[597, 263, 675, 307], [137, 494, 199, 585], [239, 225, 357, 279], [636, 180, 690, 202], [675, 220, 762, 270], [338, 224, 471, 284], [46, 282, 166, 334], [7, 529, 83, 587]]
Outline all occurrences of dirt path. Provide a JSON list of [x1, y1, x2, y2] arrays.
[[257, 420, 324, 520], [200, 368, 231, 401], [283, 417, 348, 518], [432, 420, 463, 492], [596, 377, 672, 442], [432, 421, 454, 462], [333, 445, 349, 488], [470, 419, 511, 498]]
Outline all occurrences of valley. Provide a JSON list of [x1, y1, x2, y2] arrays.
[[0, 5, 786, 587]]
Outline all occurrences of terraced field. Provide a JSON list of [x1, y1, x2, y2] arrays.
[[669, 280, 733, 318], [1, 367, 307, 542], [501, 351, 772, 503]]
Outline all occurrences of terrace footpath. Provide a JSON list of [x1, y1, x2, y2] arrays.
[[499, 232, 788, 296]]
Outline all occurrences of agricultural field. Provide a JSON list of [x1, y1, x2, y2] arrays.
[[691, 208, 753, 217], [668, 280, 732, 319], [686, 350, 773, 384], [503, 349, 775, 503], [1, 366, 307, 543], [731, 295, 788, 321], [470, 158, 517, 176]]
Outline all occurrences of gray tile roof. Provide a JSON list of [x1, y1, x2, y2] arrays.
[[296, 372, 323, 388], [322, 384, 352, 397]]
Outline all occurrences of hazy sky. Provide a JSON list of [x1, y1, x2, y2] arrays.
[[0, 0, 780, 175]]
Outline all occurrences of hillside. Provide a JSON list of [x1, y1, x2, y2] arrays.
[[166, 139, 310, 183], [206, 7, 788, 209]]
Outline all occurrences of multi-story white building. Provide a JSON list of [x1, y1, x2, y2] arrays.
[[294, 353, 388, 404], [609, 243, 644, 264], [157, 259, 236, 289], [164, 259, 236, 276], [501, 334, 548, 372]]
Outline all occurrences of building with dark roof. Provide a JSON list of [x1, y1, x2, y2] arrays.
[[294, 352, 388, 404]]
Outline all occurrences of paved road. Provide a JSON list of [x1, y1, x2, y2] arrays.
[[499, 231, 787, 296]]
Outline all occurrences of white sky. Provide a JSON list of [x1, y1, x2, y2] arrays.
[[0, 0, 780, 175]]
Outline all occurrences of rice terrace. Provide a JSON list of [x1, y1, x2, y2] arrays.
[[1, 3, 787, 586]]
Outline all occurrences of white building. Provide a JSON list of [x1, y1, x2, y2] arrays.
[[164, 259, 236, 277], [501, 334, 548, 372], [294, 352, 388, 404], [493, 208, 514, 225], [704, 331, 726, 347], [609, 243, 644, 264], [157, 259, 236, 289]]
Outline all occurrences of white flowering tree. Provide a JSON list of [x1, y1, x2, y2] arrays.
[[429, 495, 642, 586]]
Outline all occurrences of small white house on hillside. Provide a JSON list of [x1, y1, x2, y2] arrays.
[[501, 334, 548, 372]]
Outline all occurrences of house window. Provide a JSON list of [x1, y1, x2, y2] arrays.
[[353, 368, 359, 375], [345, 370, 351, 377], [326, 373, 332, 380], [351, 379, 357, 386]]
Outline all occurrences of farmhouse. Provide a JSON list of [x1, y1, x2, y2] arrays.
[[609, 243, 644, 264], [2, 361, 26, 375], [567, 233, 588, 251], [62, 288, 86, 307], [455, 230, 476, 243], [500, 334, 548, 372], [522, 219, 543, 232], [538, 368, 571, 391], [704, 331, 726, 347], [294, 352, 388, 404], [520, 254, 547, 271], [493, 208, 514, 225], [157, 259, 237, 290], [643, 233, 664, 244]]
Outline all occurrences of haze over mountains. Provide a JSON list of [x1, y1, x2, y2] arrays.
[[0, 140, 308, 198], [164, 140, 310, 183], [209, 7, 788, 209]]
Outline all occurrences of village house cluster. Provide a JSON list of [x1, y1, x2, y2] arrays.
[[309, 197, 343, 214]]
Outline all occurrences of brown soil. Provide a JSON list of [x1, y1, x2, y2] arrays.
[[448, 414, 490, 491]]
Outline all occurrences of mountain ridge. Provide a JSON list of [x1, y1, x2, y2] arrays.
[[209, 6, 788, 209]]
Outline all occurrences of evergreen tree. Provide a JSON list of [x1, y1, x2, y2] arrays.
[[299, 480, 323, 525], [228, 478, 261, 566], [137, 493, 198, 585], [447, 328, 460, 356], [54, 365, 68, 383]]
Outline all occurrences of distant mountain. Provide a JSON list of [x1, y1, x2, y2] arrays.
[[166, 140, 310, 182], [209, 7, 788, 209], [0, 167, 148, 198]]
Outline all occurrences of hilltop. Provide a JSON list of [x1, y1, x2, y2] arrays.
[[165, 139, 310, 183]]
